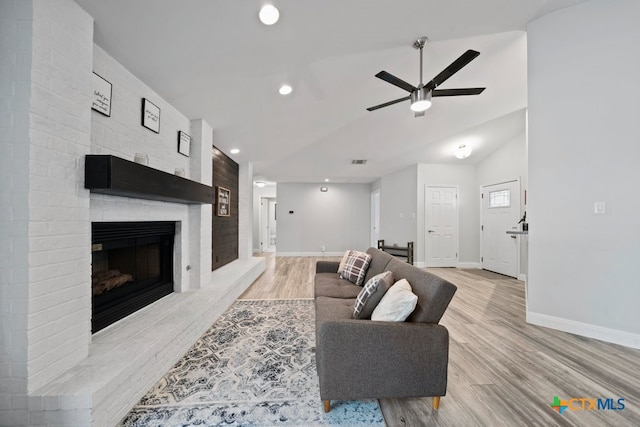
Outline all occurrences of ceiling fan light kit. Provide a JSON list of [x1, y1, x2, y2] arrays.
[[410, 87, 432, 112], [367, 36, 486, 117]]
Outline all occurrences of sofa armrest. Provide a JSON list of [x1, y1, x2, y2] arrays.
[[316, 319, 449, 400], [316, 261, 340, 274]]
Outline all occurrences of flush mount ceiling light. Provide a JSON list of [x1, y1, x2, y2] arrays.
[[259, 4, 279, 25], [278, 84, 292, 95], [230, 148, 240, 154], [454, 144, 472, 159], [255, 181, 266, 187]]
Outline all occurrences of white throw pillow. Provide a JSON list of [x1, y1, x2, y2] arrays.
[[370, 278, 418, 322]]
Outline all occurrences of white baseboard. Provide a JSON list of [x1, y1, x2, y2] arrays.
[[518, 273, 527, 282], [458, 262, 481, 269], [414, 261, 426, 268], [527, 311, 640, 349], [277, 251, 343, 257]]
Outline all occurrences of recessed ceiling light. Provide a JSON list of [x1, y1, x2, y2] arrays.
[[230, 148, 240, 154], [255, 181, 266, 188], [259, 4, 279, 25], [279, 84, 292, 95], [324, 178, 330, 182]]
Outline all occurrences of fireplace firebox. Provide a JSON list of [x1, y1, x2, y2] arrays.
[[91, 221, 175, 333]]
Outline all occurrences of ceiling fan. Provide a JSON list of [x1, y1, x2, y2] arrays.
[[367, 37, 485, 117]]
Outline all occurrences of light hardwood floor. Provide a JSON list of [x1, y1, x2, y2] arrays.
[[240, 253, 640, 426]]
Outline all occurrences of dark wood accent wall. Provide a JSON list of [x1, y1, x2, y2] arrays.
[[212, 147, 239, 271]]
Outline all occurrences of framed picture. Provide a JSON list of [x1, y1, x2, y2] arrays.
[[178, 131, 191, 157], [216, 186, 230, 217], [141, 98, 160, 133], [91, 72, 112, 117]]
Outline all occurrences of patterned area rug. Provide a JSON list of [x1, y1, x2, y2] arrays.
[[118, 299, 385, 426]]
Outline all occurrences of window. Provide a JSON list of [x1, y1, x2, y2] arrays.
[[489, 189, 510, 208]]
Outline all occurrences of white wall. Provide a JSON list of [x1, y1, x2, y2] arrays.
[[527, 0, 640, 347], [276, 183, 370, 255], [477, 130, 527, 191], [0, 4, 34, 422], [477, 128, 528, 275], [379, 166, 418, 248], [91, 45, 192, 176], [0, 0, 94, 423], [417, 163, 479, 266]]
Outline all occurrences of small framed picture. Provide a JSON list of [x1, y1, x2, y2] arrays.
[[217, 186, 230, 217], [91, 72, 112, 117], [141, 98, 160, 133], [178, 131, 191, 157]]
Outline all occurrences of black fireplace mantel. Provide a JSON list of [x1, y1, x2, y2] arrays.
[[85, 155, 214, 204]]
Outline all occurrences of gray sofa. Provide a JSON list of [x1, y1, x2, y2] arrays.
[[314, 247, 457, 413]]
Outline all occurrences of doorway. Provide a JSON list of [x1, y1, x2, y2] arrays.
[[481, 180, 520, 277], [260, 197, 277, 253], [425, 186, 458, 267]]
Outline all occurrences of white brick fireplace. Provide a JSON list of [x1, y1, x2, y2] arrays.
[[0, 1, 263, 425]]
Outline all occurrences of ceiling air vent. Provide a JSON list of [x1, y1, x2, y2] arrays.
[[351, 159, 367, 165]]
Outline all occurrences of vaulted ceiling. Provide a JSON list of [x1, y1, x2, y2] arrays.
[[75, 0, 588, 183]]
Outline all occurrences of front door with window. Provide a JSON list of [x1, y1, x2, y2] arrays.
[[481, 180, 520, 277]]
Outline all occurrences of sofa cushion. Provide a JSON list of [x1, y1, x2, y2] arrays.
[[339, 251, 372, 286], [353, 271, 394, 319], [385, 257, 457, 323], [315, 296, 356, 323], [371, 279, 418, 322], [363, 247, 394, 284], [314, 273, 362, 299]]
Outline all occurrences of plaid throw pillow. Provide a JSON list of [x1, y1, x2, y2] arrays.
[[339, 251, 372, 286], [353, 271, 394, 319], [337, 250, 352, 276]]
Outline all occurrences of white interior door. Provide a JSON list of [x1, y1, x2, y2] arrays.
[[426, 186, 458, 267], [481, 180, 520, 277]]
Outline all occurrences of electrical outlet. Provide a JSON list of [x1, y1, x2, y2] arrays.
[[594, 202, 606, 214]]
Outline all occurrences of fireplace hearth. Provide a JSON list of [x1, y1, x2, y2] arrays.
[[92, 221, 175, 333]]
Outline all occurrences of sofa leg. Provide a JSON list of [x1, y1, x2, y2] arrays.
[[432, 396, 441, 410], [323, 400, 331, 413]]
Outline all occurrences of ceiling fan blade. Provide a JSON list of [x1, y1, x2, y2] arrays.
[[425, 50, 480, 90], [432, 87, 485, 97], [366, 96, 411, 111], [375, 71, 417, 93]]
